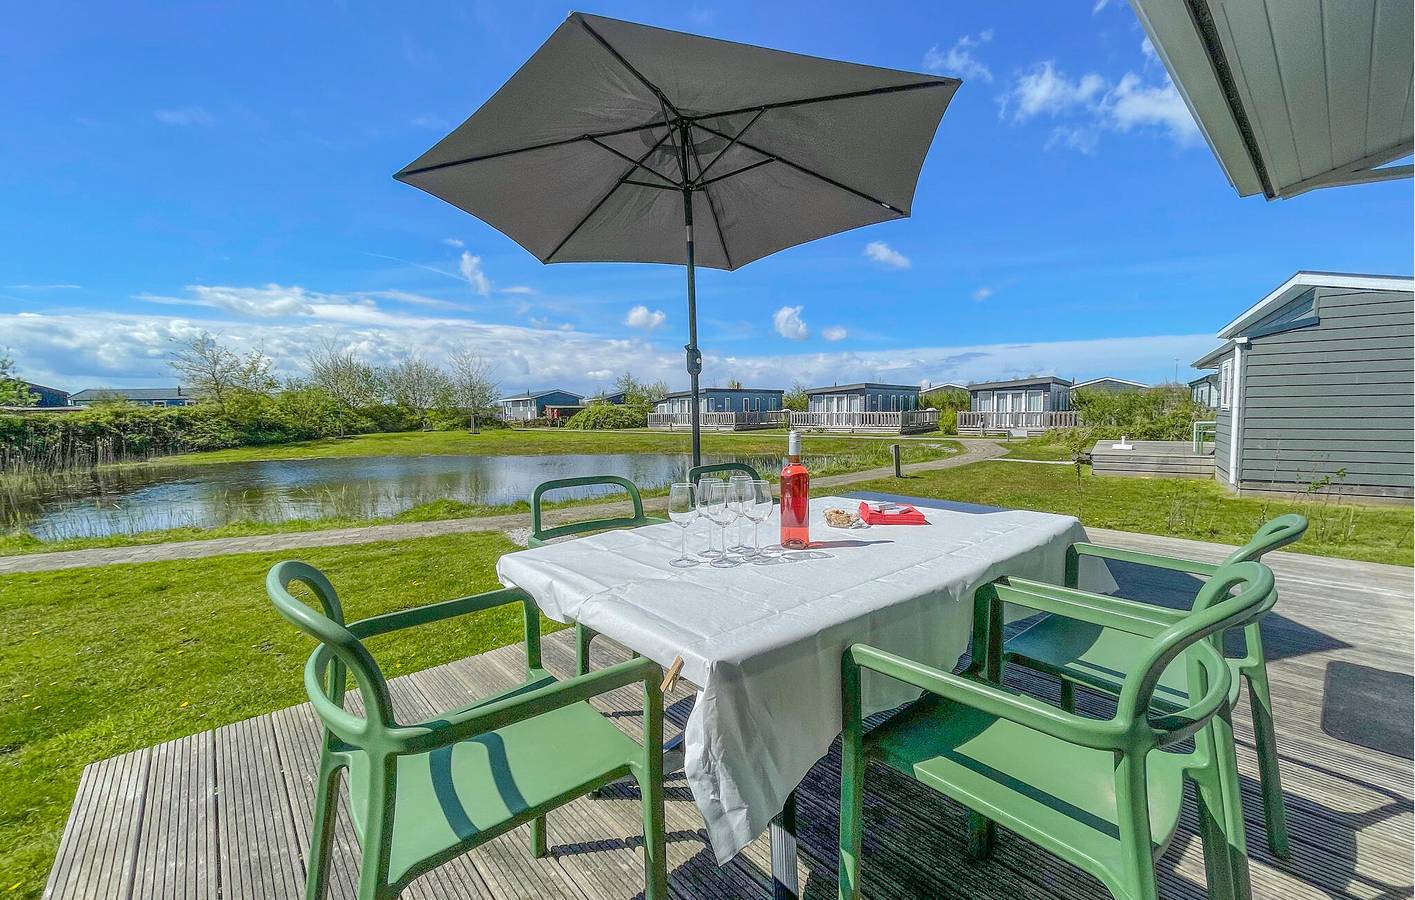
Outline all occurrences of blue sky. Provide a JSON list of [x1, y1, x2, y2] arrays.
[[2, 1, 1411, 395]]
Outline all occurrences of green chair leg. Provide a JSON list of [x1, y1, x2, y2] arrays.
[[1245, 668, 1291, 858], [839, 649, 866, 900], [529, 814, 548, 859], [1193, 768, 1238, 900], [965, 811, 995, 861], [357, 759, 397, 900], [1114, 755, 1160, 900], [1210, 711, 1254, 899], [305, 757, 342, 900], [639, 676, 668, 899]]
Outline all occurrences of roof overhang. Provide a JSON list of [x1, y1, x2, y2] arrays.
[[1072, 377, 1148, 389], [1218, 271, 1415, 338], [1131, 0, 1413, 200], [1191, 340, 1235, 369]]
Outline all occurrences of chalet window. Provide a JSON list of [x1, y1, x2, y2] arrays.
[[1219, 359, 1233, 410]]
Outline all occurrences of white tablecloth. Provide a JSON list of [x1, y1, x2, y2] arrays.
[[496, 496, 1116, 863]]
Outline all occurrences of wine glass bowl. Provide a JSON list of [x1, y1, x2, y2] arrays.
[[697, 478, 725, 559], [667, 482, 699, 568]]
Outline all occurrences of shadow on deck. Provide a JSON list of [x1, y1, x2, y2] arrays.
[[45, 530, 1414, 899]]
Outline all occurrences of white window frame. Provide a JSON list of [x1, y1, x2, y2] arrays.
[[1219, 359, 1233, 410]]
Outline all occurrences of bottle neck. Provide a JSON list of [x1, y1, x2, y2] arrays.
[[787, 454, 801, 465]]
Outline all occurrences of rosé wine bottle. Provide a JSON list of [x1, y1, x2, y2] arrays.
[[779, 430, 810, 550]]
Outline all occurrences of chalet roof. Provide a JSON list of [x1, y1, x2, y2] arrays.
[[1217, 272, 1413, 339], [658, 387, 784, 400], [497, 389, 585, 402], [1072, 377, 1148, 390], [966, 376, 1072, 391], [803, 382, 918, 395], [69, 387, 192, 402]]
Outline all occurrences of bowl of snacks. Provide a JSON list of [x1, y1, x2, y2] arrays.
[[823, 507, 867, 529]]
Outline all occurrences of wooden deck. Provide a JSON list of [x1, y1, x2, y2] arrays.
[[45, 528, 1413, 899], [1091, 440, 1218, 479]]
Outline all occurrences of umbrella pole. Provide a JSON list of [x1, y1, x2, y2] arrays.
[[683, 187, 703, 468]]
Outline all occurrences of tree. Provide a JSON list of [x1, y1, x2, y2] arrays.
[[612, 372, 670, 416], [384, 355, 453, 427], [725, 378, 744, 390], [0, 353, 38, 407], [168, 332, 275, 406], [446, 348, 499, 432], [783, 380, 809, 412], [305, 339, 381, 410]]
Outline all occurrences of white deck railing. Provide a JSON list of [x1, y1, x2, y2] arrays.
[[956, 410, 1079, 432], [789, 409, 939, 432], [647, 410, 789, 430]]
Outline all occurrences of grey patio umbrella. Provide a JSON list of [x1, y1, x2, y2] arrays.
[[395, 12, 959, 465]]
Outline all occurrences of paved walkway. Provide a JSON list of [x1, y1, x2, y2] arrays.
[[0, 441, 1006, 574]]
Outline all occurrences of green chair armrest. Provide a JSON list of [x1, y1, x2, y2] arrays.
[[993, 577, 1187, 638], [1070, 542, 1220, 579], [348, 587, 533, 639], [847, 644, 1128, 751], [387, 656, 662, 754]]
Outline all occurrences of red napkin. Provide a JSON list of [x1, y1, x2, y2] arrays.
[[858, 501, 927, 525]]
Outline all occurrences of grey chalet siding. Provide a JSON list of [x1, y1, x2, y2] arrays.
[[1238, 286, 1413, 499]]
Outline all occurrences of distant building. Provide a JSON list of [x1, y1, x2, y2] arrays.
[[1072, 377, 1148, 394], [796, 383, 936, 434], [587, 391, 628, 405], [921, 380, 968, 394], [495, 389, 585, 421], [1189, 373, 1220, 408], [20, 382, 70, 407], [959, 376, 1075, 435], [1192, 271, 1413, 501], [68, 387, 196, 407], [649, 387, 785, 431]]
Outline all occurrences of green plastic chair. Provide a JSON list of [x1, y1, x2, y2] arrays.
[[528, 475, 667, 676], [266, 561, 667, 900], [840, 561, 1275, 900], [687, 462, 762, 484], [1002, 514, 1307, 857]]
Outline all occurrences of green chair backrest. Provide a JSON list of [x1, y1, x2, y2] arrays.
[[266, 560, 396, 741], [1117, 561, 1275, 746], [1221, 513, 1308, 566], [687, 462, 762, 484], [530, 475, 653, 547]]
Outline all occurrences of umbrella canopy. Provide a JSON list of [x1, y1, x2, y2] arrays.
[[396, 12, 959, 462]]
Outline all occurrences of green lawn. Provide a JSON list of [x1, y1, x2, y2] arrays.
[[997, 437, 1076, 461], [154, 427, 957, 466], [0, 531, 548, 899], [850, 461, 1414, 567]]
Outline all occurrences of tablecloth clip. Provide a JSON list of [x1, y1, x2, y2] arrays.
[[660, 655, 685, 693]]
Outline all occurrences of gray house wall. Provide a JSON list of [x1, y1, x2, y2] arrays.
[[1234, 287, 1412, 499]]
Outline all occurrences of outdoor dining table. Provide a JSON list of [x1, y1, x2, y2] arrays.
[[496, 495, 1117, 898]]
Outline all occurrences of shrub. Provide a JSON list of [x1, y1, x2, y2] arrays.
[[1070, 384, 1209, 441], [564, 404, 646, 430]]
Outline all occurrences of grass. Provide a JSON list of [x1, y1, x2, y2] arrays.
[[0, 530, 552, 899], [850, 461, 1414, 567], [997, 437, 1075, 461], [148, 427, 955, 466]]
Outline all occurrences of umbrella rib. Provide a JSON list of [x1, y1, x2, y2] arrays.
[[695, 157, 776, 189], [685, 127, 734, 269], [574, 14, 682, 119], [693, 108, 766, 182], [586, 136, 681, 187], [544, 128, 675, 262], [687, 79, 954, 124], [693, 121, 905, 214], [396, 121, 665, 178]]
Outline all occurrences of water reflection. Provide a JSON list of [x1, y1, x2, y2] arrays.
[[2, 452, 822, 541]]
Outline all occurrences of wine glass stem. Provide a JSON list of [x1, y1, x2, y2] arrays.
[[753, 522, 760, 554]]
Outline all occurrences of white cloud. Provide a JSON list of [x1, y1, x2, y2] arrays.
[[442, 238, 464, 248], [410, 115, 450, 129], [773, 306, 809, 340], [1103, 73, 1201, 145], [4, 283, 81, 290], [154, 106, 214, 127], [971, 287, 994, 302], [922, 30, 995, 83], [1, 300, 1216, 398], [863, 241, 911, 270], [999, 55, 1199, 151], [500, 286, 534, 295], [1092, 0, 1112, 12], [821, 326, 848, 342], [623, 305, 667, 331], [999, 62, 1106, 122], [458, 251, 492, 296]]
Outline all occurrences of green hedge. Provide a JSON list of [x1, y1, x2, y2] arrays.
[[564, 404, 646, 430]]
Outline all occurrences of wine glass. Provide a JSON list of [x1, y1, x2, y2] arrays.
[[727, 474, 752, 552], [667, 482, 699, 568], [697, 477, 724, 558], [704, 479, 737, 567], [743, 479, 772, 559]]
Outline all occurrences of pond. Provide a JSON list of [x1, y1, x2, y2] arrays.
[[2, 451, 835, 541]]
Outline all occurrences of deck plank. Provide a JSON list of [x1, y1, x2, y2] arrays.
[[43, 528, 1414, 899]]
